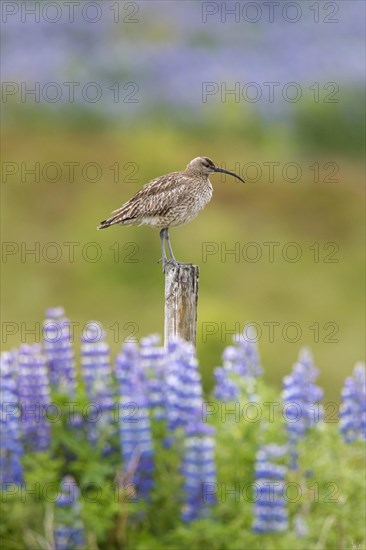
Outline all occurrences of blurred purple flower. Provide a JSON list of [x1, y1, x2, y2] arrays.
[[339, 362, 366, 443], [282, 348, 323, 469], [17, 344, 51, 452], [140, 335, 166, 420], [213, 366, 239, 402], [2, 3, 363, 119], [181, 420, 216, 522], [115, 341, 154, 499], [43, 307, 77, 397], [214, 330, 262, 402], [252, 444, 288, 533], [80, 323, 115, 450], [224, 331, 262, 378], [54, 475, 86, 550], [0, 351, 24, 486], [164, 338, 203, 432]]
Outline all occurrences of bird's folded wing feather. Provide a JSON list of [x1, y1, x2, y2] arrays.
[[110, 173, 194, 221]]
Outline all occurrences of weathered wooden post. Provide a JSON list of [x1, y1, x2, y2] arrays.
[[164, 264, 199, 347]]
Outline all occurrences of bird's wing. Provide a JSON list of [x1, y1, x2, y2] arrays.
[[109, 172, 192, 221]]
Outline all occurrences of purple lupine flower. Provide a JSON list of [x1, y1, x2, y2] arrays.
[[116, 341, 154, 499], [164, 338, 203, 432], [115, 341, 141, 396], [80, 322, 115, 450], [213, 366, 240, 402], [17, 344, 51, 452], [282, 348, 323, 469], [214, 330, 262, 402], [54, 475, 86, 550], [2, 5, 363, 120], [181, 420, 216, 522], [223, 331, 262, 378], [339, 362, 366, 443], [0, 351, 24, 486], [252, 444, 288, 533], [43, 307, 77, 397], [140, 335, 166, 420]]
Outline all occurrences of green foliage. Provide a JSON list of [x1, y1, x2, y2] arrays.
[[1, 380, 365, 549], [294, 86, 365, 156]]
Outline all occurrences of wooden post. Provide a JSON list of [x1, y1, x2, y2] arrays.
[[164, 264, 199, 347]]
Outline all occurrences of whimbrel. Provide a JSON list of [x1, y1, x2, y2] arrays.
[[98, 157, 245, 270]]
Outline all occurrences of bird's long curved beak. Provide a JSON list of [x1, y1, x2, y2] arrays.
[[214, 166, 245, 184]]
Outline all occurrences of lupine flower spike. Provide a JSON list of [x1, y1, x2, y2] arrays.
[[339, 362, 366, 442], [116, 341, 154, 499], [81, 323, 115, 451], [252, 444, 288, 533], [0, 352, 24, 486], [181, 420, 216, 522], [17, 344, 51, 452], [165, 338, 204, 433], [214, 329, 262, 402], [54, 475, 86, 550], [43, 307, 77, 397], [282, 348, 323, 469]]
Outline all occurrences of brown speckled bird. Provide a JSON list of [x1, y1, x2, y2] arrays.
[[98, 157, 245, 270]]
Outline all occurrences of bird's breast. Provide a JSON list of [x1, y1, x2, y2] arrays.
[[167, 178, 213, 227]]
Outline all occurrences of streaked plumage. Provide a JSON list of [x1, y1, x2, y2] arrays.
[[98, 157, 245, 270]]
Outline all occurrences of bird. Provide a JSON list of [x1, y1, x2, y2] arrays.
[[98, 156, 245, 271]]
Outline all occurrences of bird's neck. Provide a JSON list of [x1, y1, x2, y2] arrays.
[[184, 168, 209, 180]]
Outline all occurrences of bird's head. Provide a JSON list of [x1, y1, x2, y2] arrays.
[[186, 157, 245, 183]]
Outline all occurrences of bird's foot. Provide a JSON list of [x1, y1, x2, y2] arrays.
[[157, 257, 192, 273]]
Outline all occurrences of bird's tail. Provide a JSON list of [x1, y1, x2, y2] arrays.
[[98, 218, 113, 230], [97, 214, 135, 230]]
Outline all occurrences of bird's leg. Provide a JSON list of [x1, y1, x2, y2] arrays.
[[158, 228, 168, 271], [157, 228, 178, 271], [158, 228, 191, 272], [164, 228, 178, 264], [164, 229, 192, 269]]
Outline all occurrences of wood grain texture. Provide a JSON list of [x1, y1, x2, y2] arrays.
[[164, 264, 199, 347]]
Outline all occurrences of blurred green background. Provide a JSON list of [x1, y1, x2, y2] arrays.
[[1, 1, 365, 402]]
